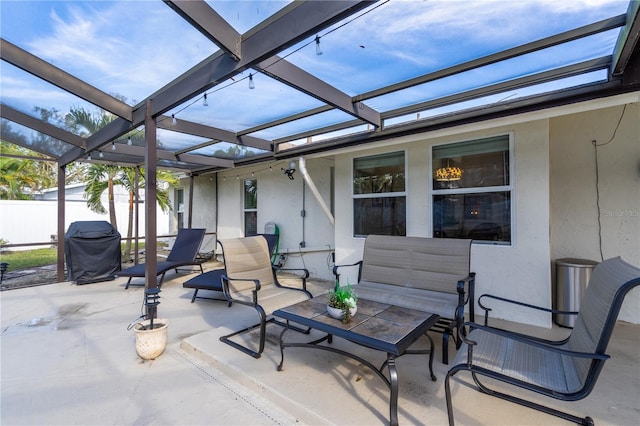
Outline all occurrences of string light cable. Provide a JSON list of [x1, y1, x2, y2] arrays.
[[221, 158, 309, 182], [166, 0, 391, 123]]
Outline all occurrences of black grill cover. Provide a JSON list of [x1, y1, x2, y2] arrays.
[[65, 221, 121, 284]]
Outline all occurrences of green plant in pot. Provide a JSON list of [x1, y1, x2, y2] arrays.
[[327, 280, 358, 323]]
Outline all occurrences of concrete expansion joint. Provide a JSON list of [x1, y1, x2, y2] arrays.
[[174, 347, 295, 425]]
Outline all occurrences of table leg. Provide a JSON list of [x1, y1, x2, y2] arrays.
[[387, 354, 399, 426], [426, 333, 436, 381], [277, 321, 290, 371]]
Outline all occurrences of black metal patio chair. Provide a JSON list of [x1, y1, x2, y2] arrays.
[[182, 233, 279, 304], [445, 256, 640, 426], [218, 235, 311, 358], [120, 228, 206, 289]]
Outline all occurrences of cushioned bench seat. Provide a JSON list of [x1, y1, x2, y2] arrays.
[[334, 235, 475, 364], [354, 281, 460, 320]]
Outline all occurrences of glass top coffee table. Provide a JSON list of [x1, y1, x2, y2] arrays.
[[273, 296, 440, 426]]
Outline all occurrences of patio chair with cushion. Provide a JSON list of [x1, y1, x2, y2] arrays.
[[445, 256, 640, 425], [218, 235, 312, 358], [120, 228, 206, 289], [183, 233, 279, 304]]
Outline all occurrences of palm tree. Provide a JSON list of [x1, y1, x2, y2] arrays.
[[65, 107, 123, 230], [0, 123, 56, 199], [118, 167, 177, 262], [65, 107, 178, 260], [84, 164, 122, 228], [0, 156, 37, 200]]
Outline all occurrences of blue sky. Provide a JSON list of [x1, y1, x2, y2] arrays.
[[0, 0, 631, 146]]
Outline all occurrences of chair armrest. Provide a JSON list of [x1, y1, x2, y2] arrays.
[[457, 272, 476, 322], [464, 320, 569, 346], [274, 266, 309, 278], [332, 260, 363, 283], [221, 275, 261, 303], [479, 293, 578, 326], [273, 266, 309, 291], [460, 322, 610, 362]]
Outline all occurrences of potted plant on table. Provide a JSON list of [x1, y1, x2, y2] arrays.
[[327, 281, 358, 323]]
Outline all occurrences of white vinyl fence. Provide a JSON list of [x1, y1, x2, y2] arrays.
[[0, 200, 170, 250]]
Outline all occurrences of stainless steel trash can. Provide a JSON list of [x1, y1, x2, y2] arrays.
[[553, 258, 598, 328]]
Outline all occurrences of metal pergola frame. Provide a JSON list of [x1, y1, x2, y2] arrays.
[[1, 0, 639, 299]]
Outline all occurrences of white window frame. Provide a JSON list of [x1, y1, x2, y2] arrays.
[[243, 178, 257, 237], [175, 188, 184, 229], [352, 150, 408, 238], [429, 133, 515, 246]]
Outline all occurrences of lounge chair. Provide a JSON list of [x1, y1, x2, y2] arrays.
[[120, 228, 206, 289], [445, 256, 640, 425], [218, 235, 311, 358], [182, 234, 279, 304], [194, 233, 218, 263]]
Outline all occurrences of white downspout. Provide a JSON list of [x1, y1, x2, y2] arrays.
[[298, 157, 335, 226]]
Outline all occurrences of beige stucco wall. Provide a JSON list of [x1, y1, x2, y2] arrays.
[[197, 93, 639, 327], [333, 97, 639, 326], [186, 175, 217, 231], [550, 102, 640, 323], [334, 120, 553, 327], [214, 158, 337, 280]]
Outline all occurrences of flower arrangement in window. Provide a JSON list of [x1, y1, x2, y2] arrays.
[[327, 280, 358, 323]]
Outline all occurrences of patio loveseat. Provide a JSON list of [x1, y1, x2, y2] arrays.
[[333, 235, 475, 364]]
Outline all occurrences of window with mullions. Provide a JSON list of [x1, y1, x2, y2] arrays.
[[432, 135, 512, 244], [176, 188, 184, 229], [353, 151, 406, 237], [243, 179, 257, 237]]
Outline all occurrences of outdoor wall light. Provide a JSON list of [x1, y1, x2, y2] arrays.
[[203, 93, 208, 106], [282, 160, 296, 180], [111, 141, 116, 151], [249, 73, 255, 89], [171, 114, 177, 125], [127, 137, 132, 146], [315, 35, 323, 55]]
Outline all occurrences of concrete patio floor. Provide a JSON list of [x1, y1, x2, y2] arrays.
[[1, 265, 638, 425]]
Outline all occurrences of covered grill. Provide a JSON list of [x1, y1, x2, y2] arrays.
[[64, 221, 121, 284]]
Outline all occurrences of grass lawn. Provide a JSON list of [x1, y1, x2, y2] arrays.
[[0, 242, 162, 272], [0, 248, 58, 271]]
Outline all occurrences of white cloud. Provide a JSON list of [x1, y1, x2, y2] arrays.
[[29, 5, 127, 76], [23, 2, 216, 103], [338, 0, 626, 61], [1, 0, 629, 139]]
